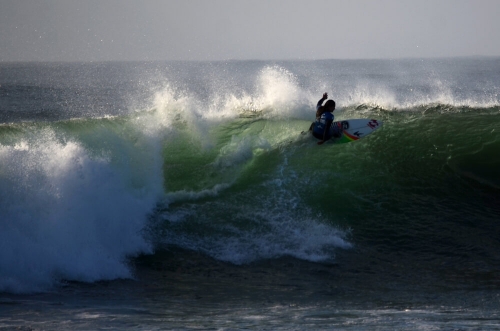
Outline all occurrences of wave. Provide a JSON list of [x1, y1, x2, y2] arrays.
[[1, 64, 499, 293], [0, 116, 166, 293]]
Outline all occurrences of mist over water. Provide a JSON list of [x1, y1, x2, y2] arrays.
[[0, 59, 499, 304]]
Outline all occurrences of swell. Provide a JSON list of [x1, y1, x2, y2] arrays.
[[147, 103, 500, 270], [303, 107, 500, 274], [1, 60, 500, 294], [0, 98, 498, 293]]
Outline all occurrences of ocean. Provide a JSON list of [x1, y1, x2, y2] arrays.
[[0, 58, 499, 330]]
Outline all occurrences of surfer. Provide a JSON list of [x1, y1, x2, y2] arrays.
[[309, 92, 338, 145]]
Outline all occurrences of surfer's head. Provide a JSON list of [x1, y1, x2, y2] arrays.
[[325, 99, 336, 112]]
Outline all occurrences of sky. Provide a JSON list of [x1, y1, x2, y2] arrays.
[[1, 0, 499, 62]]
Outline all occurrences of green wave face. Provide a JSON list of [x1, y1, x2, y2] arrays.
[[1, 60, 499, 293], [147, 104, 500, 265]]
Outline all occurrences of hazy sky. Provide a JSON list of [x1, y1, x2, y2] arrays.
[[1, 0, 499, 62]]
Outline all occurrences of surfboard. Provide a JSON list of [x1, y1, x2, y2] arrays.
[[303, 118, 383, 144], [330, 118, 383, 144]]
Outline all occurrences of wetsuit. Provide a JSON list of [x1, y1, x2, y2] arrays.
[[312, 112, 334, 140], [311, 97, 335, 141]]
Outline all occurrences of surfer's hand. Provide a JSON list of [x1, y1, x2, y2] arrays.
[[322, 92, 328, 99]]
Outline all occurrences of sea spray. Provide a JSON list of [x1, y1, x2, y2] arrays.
[[0, 123, 163, 293]]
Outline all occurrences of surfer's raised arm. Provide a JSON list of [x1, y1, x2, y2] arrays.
[[316, 92, 328, 111]]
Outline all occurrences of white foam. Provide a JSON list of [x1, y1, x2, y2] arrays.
[[344, 77, 500, 111], [253, 66, 316, 119], [148, 66, 315, 129], [0, 128, 162, 293], [165, 183, 233, 203], [213, 135, 271, 169], [158, 152, 352, 265], [159, 194, 352, 265]]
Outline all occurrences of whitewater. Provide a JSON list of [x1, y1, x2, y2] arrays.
[[0, 58, 499, 330]]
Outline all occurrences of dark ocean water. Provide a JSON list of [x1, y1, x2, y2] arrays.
[[1, 58, 500, 330]]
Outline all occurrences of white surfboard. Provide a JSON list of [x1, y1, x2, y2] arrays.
[[331, 118, 383, 143]]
